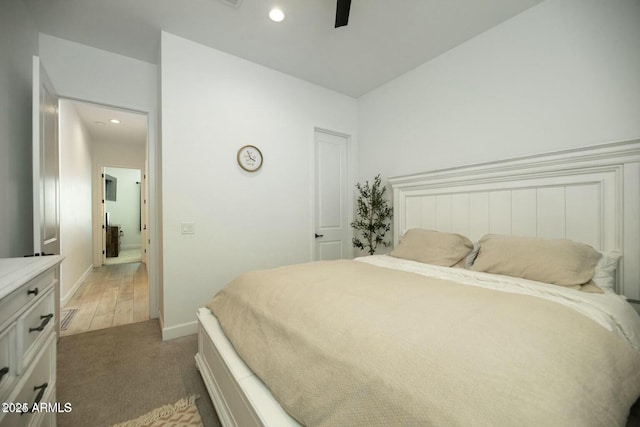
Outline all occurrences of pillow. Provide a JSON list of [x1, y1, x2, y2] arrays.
[[580, 281, 604, 293], [592, 250, 621, 290], [470, 234, 602, 287], [465, 241, 481, 269], [390, 228, 474, 267]]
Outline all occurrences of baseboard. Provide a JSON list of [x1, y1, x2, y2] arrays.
[[61, 264, 93, 309], [162, 319, 197, 341]]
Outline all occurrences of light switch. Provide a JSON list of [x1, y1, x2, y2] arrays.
[[181, 222, 195, 234]]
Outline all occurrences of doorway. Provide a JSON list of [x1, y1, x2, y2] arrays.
[[102, 167, 144, 265], [57, 100, 150, 335], [313, 129, 352, 261]]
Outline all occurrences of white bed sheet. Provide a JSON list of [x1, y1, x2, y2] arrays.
[[357, 255, 640, 351]]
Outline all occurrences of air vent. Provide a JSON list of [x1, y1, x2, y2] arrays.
[[218, 0, 243, 7]]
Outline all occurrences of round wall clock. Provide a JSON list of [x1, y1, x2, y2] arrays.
[[237, 145, 263, 172]]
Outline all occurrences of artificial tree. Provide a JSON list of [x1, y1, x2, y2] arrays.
[[351, 174, 393, 255]]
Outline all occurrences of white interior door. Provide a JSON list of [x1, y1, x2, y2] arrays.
[[314, 130, 350, 261], [32, 57, 60, 256]]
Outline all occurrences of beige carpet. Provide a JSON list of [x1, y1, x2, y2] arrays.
[[56, 319, 220, 427], [110, 395, 202, 427]]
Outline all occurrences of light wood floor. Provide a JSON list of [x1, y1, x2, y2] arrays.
[[61, 262, 149, 337], [104, 247, 142, 265]]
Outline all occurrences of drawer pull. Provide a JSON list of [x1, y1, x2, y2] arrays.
[[33, 383, 48, 404], [29, 314, 54, 333], [0, 366, 8, 382], [27, 287, 39, 296], [21, 383, 48, 415]]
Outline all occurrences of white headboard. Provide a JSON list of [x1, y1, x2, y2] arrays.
[[389, 139, 640, 307]]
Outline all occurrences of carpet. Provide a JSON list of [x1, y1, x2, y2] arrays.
[[57, 319, 220, 427], [110, 395, 202, 427]]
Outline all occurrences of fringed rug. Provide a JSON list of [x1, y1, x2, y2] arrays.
[[110, 395, 203, 427]]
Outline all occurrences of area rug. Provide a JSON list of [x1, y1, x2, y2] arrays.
[[110, 395, 203, 427]]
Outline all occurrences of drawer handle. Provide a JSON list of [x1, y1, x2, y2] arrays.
[[21, 383, 48, 415], [0, 366, 8, 382], [29, 314, 54, 333], [27, 287, 39, 296]]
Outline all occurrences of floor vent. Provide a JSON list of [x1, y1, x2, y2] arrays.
[[60, 309, 79, 331]]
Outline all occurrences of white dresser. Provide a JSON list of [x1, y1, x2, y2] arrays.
[[0, 256, 63, 427]]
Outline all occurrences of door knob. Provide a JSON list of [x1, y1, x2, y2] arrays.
[[314, 233, 324, 238]]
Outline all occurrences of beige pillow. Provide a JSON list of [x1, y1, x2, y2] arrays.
[[579, 281, 604, 294], [470, 234, 602, 287], [390, 229, 474, 267]]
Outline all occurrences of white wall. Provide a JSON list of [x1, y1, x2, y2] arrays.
[[58, 99, 93, 305], [358, 0, 640, 180], [160, 32, 358, 338], [38, 34, 157, 115], [39, 33, 160, 319], [0, 0, 39, 258], [105, 167, 142, 248]]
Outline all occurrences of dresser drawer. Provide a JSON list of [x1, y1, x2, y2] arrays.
[[16, 289, 55, 375], [0, 324, 16, 401], [29, 409, 56, 427], [0, 270, 55, 330], [0, 334, 55, 427], [25, 385, 56, 427]]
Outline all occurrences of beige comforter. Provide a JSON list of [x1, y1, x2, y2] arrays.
[[207, 260, 640, 427]]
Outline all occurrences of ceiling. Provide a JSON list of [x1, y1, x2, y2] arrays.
[[71, 101, 147, 145], [25, 0, 543, 98]]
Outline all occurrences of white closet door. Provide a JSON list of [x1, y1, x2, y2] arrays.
[[314, 130, 349, 261]]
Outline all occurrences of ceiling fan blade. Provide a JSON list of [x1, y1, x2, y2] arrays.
[[335, 0, 351, 28]]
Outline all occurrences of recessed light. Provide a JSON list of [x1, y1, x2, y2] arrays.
[[95, 121, 106, 126], [269, 7, 285, 22], [110, 119, 121, 124]]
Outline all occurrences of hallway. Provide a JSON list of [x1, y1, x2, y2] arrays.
[[60, 262, 149, 337]]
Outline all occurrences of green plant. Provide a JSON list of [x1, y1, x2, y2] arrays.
[[351, 174, 393, 255]]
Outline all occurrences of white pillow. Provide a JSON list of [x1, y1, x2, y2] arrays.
[[592, 250, 621, 290], [465, 241, 480, 269]]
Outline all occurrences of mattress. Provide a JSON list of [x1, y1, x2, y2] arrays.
[[200, 255, 640, 426], [359, 255, 640, 351], [196, 307, 300, 427]]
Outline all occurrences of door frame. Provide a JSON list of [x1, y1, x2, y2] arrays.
[[61, 96, 159, 321], [310, 127, 356, 261], [100, 166, 145, 265]]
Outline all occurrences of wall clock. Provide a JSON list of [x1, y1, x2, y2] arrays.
[[237, 145, 263, 172]]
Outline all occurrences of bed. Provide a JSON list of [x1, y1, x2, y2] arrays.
[[195, 139, 640, 426]]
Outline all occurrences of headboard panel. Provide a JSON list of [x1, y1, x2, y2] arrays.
[[390, 140, 640, 307]]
